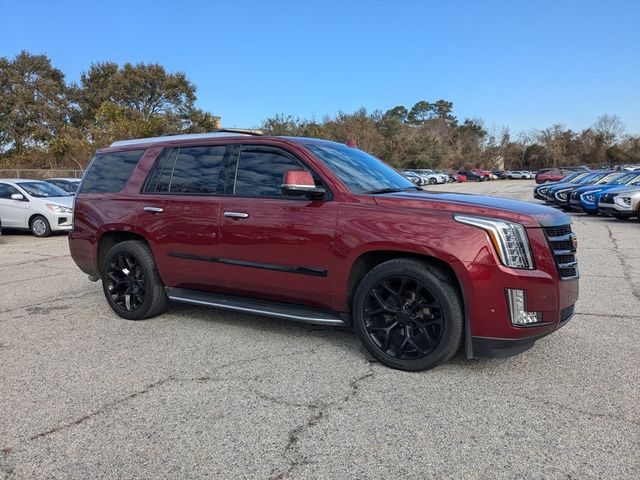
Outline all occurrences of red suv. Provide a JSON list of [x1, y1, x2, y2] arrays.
[[69, 131, 579, 371]]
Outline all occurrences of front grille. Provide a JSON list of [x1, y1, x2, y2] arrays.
[[570, 191, 580, 200], [600, 194, 615, 204], [560, 305, 575, 322], [543, 224, 579, 280]]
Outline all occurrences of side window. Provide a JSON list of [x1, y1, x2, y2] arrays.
[[81, 150, 145, 193], [234, 148, 307, 198], [144, 146, 225, 194], [0, 183, 20, 199]]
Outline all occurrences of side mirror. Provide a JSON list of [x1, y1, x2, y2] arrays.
[[10, 193, 24, 201], [281, 170, 326, 200]]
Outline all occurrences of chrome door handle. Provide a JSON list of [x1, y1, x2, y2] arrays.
[[224, 211, 249, 219], [143, 206, 164, 213]]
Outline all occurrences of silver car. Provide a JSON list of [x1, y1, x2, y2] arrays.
[[0, 179, 74, 236], [598, 185, 640, 220]]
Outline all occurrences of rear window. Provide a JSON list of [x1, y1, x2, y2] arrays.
[[81, 150, 145, 193]]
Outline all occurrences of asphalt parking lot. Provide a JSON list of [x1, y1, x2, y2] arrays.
[[1, 180, 638, 479]]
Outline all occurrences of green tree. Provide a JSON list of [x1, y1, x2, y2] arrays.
[[0, 51, 71, 153]]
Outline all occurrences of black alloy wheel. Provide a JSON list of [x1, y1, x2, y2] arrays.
[[353, 259, 463, 371], [105, 252, 146, 313], [363, 276, 443, 360], [101, 240, 168, 320]]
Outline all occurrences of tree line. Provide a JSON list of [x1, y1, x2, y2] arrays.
[[1, 50, 638, 172]]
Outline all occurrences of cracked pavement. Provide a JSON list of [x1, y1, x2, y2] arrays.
[[1, 180, 639, 479]]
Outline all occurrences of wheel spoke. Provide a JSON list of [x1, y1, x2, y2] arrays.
[[362, 274, 445, 361], [370, 289, 397, 314]]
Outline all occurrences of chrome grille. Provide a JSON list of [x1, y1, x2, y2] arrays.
[[543, 224, 579, 280]]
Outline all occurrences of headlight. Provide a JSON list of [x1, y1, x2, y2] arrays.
[[454, 215, 534, 269], [46, 204, 73, 214], [581, 191, 597, 203], [555, 190, 570, 200], [615, 196, 632, 206]]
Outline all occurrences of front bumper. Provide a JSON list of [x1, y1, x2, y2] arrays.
[[49, 213, 73, 231], [459, 227, 579, 358]]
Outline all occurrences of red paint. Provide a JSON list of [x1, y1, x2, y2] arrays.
[[69, 135, 579, 345]]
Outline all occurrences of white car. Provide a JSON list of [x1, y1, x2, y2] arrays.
[[0, 179, 74, 237], [505, 171, 531, 179]]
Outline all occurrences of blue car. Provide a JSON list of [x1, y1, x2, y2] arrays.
[[533, 171, 591, 200], [569, 171, 640, 214], [544, 171, 616, 209]]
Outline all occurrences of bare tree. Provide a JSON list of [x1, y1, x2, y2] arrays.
[[593, 114, 625, 146]]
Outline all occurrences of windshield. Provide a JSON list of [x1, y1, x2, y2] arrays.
[[50, 180, 80, 193], [576, 172, 610, 184], [565, 172, 587, 183], [610, 173, 640, 185], [595, 172, 624, 185], [305, 143, 415, 194], [18, 181, 70, 198]]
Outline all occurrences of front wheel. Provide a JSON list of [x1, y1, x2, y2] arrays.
[[352, 259, 463, 371], [101, 240, 168, 320], [30, 215, 51, 237]]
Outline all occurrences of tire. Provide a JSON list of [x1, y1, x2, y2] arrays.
[[30, 215, 51, 237], [352, 259, 463, 371], [101, 240, 168, 320], [428, 178, 437, 185]]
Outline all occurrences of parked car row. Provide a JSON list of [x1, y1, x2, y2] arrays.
[[533, 170, 640, 220], [400, 169, 450, 185], [0, 179, 77, 236]]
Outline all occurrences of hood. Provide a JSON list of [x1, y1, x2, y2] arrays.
[[373, 191, 569, 228], [43, 196, 74, 208], [573, 184, 616, 194], [543, 181, 576, 191], [604, 185, 640, 196]]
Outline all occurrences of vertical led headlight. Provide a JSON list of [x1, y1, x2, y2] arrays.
[[454, 215, 534, 269]]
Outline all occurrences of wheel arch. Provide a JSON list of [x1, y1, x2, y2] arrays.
[[344, 249, 473, 358], [97, 231, 152, 273]]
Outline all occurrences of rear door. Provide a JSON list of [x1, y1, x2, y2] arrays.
[[0, 182, 29, 228], [136, 144, 231, 291], [217, 144, 337, 309]]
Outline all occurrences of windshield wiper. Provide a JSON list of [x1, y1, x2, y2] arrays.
[[365, 186, 419, 194]]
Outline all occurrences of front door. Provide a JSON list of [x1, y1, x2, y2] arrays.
[[0, 183, 29, 228], [218, 145, 337, 309]]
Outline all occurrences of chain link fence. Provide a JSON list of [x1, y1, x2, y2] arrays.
[[0, 169, 84, 179]]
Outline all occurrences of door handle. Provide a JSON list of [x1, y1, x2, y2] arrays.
[[224, 211, 249, 219], [143, 206, 164, 213]]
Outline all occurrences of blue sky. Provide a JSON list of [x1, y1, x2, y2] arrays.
[[1, 0, 639, 134]]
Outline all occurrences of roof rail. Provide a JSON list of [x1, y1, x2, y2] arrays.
[[109, 128, 264, 148]]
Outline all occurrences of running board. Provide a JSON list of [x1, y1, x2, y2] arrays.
[[165, 287, 345, 326]]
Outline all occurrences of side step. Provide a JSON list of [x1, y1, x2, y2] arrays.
[[165, 287, 345, 327]]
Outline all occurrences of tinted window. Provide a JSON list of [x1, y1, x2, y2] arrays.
[[0, 183, 20, 199], [234, 148, 306, 197], [81, 150, 145, 193], [144, 146, 225, 194]]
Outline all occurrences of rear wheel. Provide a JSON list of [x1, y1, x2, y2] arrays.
[[30, 215, 51, 237], [428, 177, 437, 185], [101, 240, 168, 320], [352, 259, 463, 371]]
